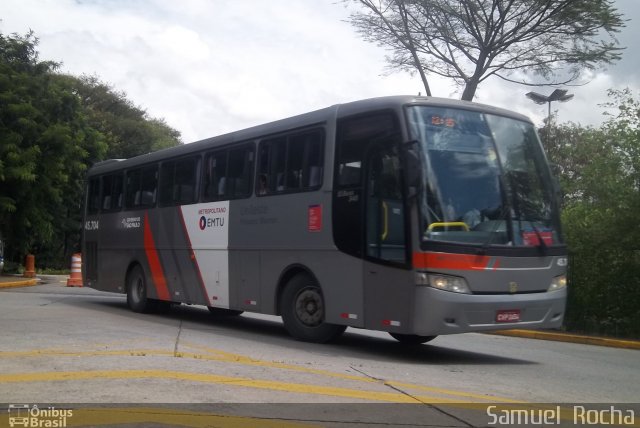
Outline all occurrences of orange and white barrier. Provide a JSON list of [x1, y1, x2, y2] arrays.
[[66, 253, 83, 287], [23, 254, 36, 278]]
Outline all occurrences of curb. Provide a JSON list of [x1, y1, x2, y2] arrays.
[[0, 278, 39, 289], [489, 329, 640, 350]]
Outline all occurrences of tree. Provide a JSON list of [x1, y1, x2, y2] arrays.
[[0, 32, 182, 269], [540, 89, 640, 338], [56, 74, 182, 159], [0, 32, 107, 265], [346, 0, 625, 100]]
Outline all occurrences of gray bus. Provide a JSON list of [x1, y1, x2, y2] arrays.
[[82, 96, 567, 344]]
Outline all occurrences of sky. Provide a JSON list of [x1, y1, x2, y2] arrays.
[[1, 0, 639, 144]]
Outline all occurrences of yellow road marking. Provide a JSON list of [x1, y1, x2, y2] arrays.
[[180, 341, 377, 383], [0, 345, 519, 403], [0, 370, 417, 403]]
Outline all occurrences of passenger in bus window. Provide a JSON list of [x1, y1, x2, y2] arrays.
[[258, 174, 268, 195]]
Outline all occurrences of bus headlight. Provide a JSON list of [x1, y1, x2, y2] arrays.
[[548, 274, 567, 292], [419, 273, 471, 294]]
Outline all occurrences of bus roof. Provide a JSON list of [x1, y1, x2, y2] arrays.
[[88, 95, 532, 176]]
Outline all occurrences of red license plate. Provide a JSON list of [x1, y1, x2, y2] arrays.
[[496, 310, 521, 323]]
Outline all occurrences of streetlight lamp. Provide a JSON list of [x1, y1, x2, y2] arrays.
[[526, 89, 574, 124]]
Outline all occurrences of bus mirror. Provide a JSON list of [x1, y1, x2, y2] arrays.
[[404, 146, 421, 188]]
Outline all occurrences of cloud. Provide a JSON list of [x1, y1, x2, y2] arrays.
[[1, 0, 638, 143]]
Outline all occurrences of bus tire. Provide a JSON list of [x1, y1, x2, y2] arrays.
[[208, 307, 244, 317], [280, 273, 346, 343], [389, 333, 437, 345], [126, 265, 152, 313]]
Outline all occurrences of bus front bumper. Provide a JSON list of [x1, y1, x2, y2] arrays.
[[412, 286, 567, 336]]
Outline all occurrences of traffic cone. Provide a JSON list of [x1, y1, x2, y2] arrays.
[[66, 253, 83, 287], [24, 254, 36, 278]]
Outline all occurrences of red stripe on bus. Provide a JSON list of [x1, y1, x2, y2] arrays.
[[143, 213, 170, 301], [413, 252, 491, 270]]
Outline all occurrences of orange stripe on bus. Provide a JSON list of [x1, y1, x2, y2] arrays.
[[143, 213, 170, 301], [413, 252, 492, 271]]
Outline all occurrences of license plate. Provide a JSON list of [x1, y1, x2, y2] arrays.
[[496, 309, 521, 323]]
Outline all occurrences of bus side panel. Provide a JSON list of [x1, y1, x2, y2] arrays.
[[228, 250, 261, 312], [150, 207, 211, 305], [306, 252, 364, 327], [228, 194, 365, 327], [85, 212, 144, 294], [253, 250, 364, 328], [178, 202, 231, 308]]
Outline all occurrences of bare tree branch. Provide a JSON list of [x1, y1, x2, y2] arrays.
[[345, 0, 625, 100]]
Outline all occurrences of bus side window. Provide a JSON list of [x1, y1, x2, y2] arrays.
[[87, 178, 100, 215], [126, 166, 157, 209], [304, 132, 324, 188], [101, 173, 123, 211], [288, 130, 324, 190], [257, 129, 323, 196], [204, 150, 228, 201], [160, 157, 198, 206], [159, 161, 175, 206], [227, 145, 254, 199], [203, 145, 253, 201]]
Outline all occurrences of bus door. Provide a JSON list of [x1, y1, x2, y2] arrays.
[[363, 145, 413, 331]]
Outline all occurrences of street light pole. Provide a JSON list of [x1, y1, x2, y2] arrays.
[[526, 89, 574, 125]]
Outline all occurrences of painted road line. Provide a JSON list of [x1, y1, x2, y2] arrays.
[[4, 389, 636, 428], [0, 345, 520, 404], [0, 370, 417, 403], [0, 369, 557, 406]]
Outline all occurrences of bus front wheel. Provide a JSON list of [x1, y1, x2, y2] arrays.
[[126, 265, 151, 313], [389, 333, 437, 345], [281, 274, 346, 343]]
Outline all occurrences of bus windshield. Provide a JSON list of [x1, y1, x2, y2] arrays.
[[407, 106, 563, 248]]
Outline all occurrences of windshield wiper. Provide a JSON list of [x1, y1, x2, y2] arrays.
[[530, 223, 549, 254]]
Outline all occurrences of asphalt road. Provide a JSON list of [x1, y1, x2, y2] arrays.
[[1, 278, 638, 427]]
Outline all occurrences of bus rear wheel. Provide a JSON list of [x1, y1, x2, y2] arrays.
[[389, 333, 437, 345], [281, 273, 345, 343], [126, 265, 152, 313], [126, 265, 172, 313]]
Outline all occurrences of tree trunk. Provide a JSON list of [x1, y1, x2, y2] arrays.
[[461, 80, 479, 101]]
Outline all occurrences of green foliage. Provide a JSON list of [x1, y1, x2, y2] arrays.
[[0, 31, 105, 264], [0, 31, 181, 268], [57, 74, 181, 159], [541, 89, 640, 338]]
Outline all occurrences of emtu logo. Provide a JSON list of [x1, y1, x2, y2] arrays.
[[199, 215, 225, 230]]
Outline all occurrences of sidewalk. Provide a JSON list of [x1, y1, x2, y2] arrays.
[[0, 274, 39, 289]]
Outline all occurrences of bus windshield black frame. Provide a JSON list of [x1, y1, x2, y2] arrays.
[[406, 105, 564, 253]]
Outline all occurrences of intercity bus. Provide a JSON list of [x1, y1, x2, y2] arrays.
[[82, 96, 567, 344]]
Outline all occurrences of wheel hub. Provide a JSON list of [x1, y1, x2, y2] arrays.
[[295, 288, 323, 327]]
